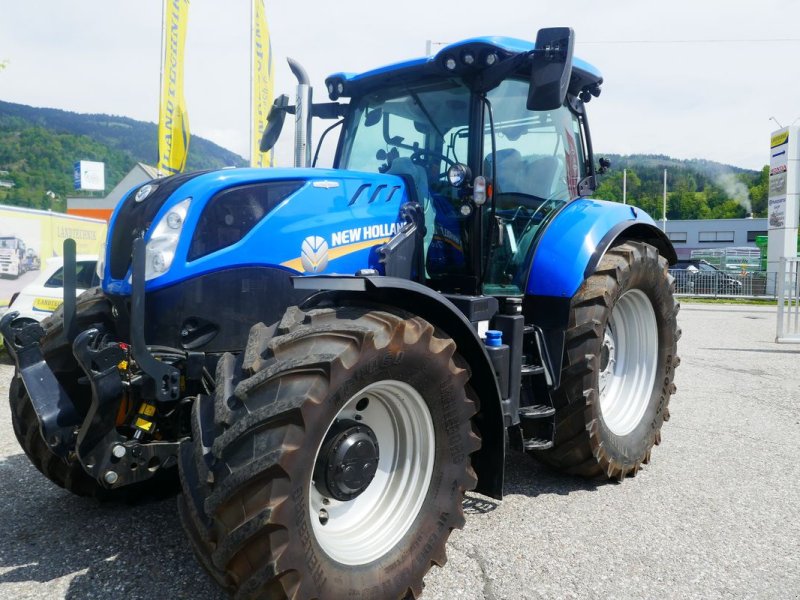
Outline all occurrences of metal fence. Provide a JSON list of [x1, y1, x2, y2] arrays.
[[776, 257, 800, 343], [689, 247, 763, 273], [669, 269, 779, 299]]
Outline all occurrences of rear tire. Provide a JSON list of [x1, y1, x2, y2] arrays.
[[178, 306, 480, 599], [530, 241, 680, 479], [8, 287, 178, 500]]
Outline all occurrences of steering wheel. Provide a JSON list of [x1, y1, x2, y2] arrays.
[[410, 149, 458, 179]]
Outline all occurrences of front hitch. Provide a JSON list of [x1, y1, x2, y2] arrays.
[[72, 328, 181, 488], [0, 312, 81, 457]]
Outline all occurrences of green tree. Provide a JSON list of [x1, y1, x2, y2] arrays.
[[710, 199, 747, 219], [595, 169, 642, 203], [668, 190, 711, 220]]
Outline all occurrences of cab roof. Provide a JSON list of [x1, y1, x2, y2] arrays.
[[325, 36, 603, 101]]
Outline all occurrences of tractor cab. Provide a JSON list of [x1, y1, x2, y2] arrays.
[[265, 30, 604, 296]]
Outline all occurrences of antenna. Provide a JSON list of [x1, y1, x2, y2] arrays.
[[769, 116, 783, 128]]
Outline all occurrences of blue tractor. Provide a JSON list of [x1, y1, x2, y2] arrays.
[[2, 28, 679, 599]]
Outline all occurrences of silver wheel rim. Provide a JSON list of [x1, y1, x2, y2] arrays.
[[309, 380, 435, 565], [598, 289, 659, 436]]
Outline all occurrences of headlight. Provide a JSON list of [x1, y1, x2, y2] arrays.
[[145, 198, 191, 281], [447, 163, 471, 188]]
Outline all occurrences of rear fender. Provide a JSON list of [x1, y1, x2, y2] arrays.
[[526, 198, 676, 300], [294, 275, 506, 500], [524, 198, 676, 388]]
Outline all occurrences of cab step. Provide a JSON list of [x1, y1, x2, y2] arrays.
[[523, 437, 554, 451], [521, 364, 545, 376], [519, 404, 555, 419]]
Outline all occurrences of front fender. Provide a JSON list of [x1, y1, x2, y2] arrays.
[[526, 198, 675, 299], [294, 275, 506, 500]]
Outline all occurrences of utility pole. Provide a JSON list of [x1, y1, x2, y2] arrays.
[[425, 40, 432, 56], [623, 169, 627, 204], [662, 168, 668, 232]]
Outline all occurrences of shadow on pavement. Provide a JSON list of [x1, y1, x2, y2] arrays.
[[702, 346, 800, 354], [502, 448, 602, 497], [0, 453, 223, 600], [464, 447, 603, 516]]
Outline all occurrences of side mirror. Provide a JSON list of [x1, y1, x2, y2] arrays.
[[527, 27, 575, 111], [259, 94, 291, 152]]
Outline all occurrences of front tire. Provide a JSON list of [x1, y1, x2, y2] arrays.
[[178, 306, 480, 599], [531, 241, 680, 479]]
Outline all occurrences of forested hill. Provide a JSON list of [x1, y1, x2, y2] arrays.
[[593, 153, 768, 220], [0, 100, 246, 211]]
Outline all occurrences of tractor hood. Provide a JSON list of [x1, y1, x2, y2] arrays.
[[101, 168, 414, 295]]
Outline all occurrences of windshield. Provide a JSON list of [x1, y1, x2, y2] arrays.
[[0, 238, 19, 249]]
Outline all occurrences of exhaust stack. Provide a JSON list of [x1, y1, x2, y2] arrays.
[[287, 57, 312, 168]]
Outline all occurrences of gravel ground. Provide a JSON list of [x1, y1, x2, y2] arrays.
[[0, 303, 798, 599]]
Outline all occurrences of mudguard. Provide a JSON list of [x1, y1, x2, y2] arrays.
[[523, 198, 676, 389], [293, 275, 506, 500]]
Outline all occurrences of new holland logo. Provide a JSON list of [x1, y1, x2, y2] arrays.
[[301, 236, 329, 273]]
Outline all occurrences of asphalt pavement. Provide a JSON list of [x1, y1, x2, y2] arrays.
[[0, 303, 798, 599]]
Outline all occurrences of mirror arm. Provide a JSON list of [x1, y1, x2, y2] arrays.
[[312, 102, 347, 119]]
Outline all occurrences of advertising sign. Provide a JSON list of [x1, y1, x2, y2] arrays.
[[73, 160, 106, 191], [768, 130, 788, 228], [251, 0, 274, 168], [0, 205, 106, 307]]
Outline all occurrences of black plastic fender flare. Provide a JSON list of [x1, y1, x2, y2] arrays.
[[293, 275, 506, 499], [585, 221, 677, 279]]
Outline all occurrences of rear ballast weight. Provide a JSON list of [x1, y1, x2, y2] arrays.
[[3, 26, 679, 599]]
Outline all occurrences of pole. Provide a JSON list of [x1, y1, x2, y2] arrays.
[[249, 0, 254, 166], [662, 168, 667, 232], [157, 1, 166, 172], [425, 40, 432, 56], [623, 169, 627, 204]]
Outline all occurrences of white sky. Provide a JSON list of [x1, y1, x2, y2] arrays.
[[1, 0, 799, 170]]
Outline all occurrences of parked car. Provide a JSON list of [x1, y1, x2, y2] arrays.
[[1, 255, 99, 322], [670, 259, 743, 295]]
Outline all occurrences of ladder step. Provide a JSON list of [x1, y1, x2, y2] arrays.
[[519, 404, 556, 419], [521, 364, 545, 376], [523, 438, 554, 451]]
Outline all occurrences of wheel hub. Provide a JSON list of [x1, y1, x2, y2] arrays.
[[599, 325, 616, 394], [314, 420, 379, 501]]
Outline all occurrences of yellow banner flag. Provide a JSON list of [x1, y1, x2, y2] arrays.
[[158, 0, 191, 175], [251, 0, 273, 168]]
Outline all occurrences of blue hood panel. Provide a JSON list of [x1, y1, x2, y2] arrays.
[[102, 168, 411, 295]]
